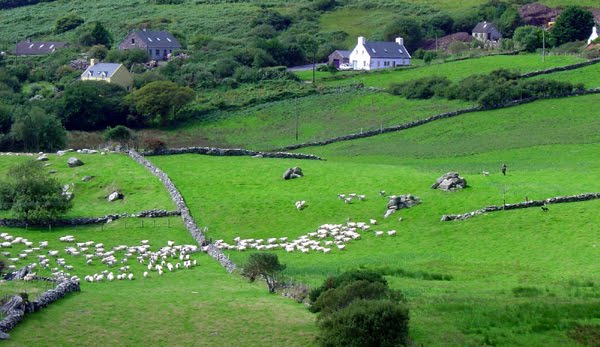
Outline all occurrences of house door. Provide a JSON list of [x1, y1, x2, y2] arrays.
[[333, 59, 340, 68], [352, 60, 357, 69]]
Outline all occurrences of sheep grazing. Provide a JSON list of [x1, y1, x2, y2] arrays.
[[337, 194, 346, 199], [358, 195, 366, 201], [369, 219, 377, 225], [295, 200, 307, 210], [143, 271, 149, 278], [379, 190, 386, 196], [128, 273, 134, 280], [374, 231, 384, 237], [387, 230, 397, 236], [482, 171, 490, 176], [344, 198, 352, 204]]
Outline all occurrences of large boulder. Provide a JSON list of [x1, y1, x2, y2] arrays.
[[283, 167, 304, 180], [37, 154, 48, 161], [67, 157, 84, 168], [107, 192, 124, 202], [431, 172, 467, 191]]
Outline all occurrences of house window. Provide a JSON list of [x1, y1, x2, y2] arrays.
[[377, 61, 380, 67], [363, 61, 367, 67], [155, 49, 160, 56], [131, 38, 135, 44]]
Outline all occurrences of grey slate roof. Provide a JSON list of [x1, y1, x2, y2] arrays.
[[81, 63, 121, 79], [132, 31, 181, 49], [15, 41, 67, 56], [363, 41, 410, 59], [333, 50, 351, 58], [472, 21, 499, 34]]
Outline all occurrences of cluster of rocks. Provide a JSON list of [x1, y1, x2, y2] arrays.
[[127, 150, 236, 273], [440, 192, 600, 222], [0, 279, 80, 339], [384, 194, 421, 218], [283, 167, 303, 180], [141, 146, 323, 161], [431, 172, 467, 191]]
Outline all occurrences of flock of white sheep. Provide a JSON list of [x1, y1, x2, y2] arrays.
[[0, 231, 200, 284]]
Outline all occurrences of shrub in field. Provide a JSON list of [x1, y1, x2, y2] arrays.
[[54, 13, 84, 33], [241, 253, 286, 293], [316, 299, 410, 347], [129, 81, 195, 126], [389, 76, 451, 99], [309, 270, 387, 303], [104, 125, 133, 144], [311, 280, 404, 314], [143, 137, 167, 151], [0, 160, 71, 223]]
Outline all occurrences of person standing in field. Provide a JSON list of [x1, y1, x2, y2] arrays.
[[501, 163, 507, 176]]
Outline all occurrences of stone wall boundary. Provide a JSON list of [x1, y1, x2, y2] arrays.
[[141, 146, 323, 160], [440, 192, 600, 222], [127, 150, 236, 272], [0, 279, 80, 338], [274, 88, 600, 151], [0, 210, 180, 228]]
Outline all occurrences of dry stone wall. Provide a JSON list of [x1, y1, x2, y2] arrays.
[[142, 147, 322, 161], [0, 279, 80, 338], [441, 192, 600, 221], [0, 210, 180, 228], [127, 150, 236, 272]]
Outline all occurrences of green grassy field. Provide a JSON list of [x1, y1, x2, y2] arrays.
[[149, 91, 600, 345], [177, 90, 472, 150], [534, 63, 600, 88], [0, 219, 317, 346], [0, 153, 175, 218]]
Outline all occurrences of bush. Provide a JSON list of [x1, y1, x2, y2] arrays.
[[10, 107, 66, 151], [54, 13, 84, 33], [0, 160, 71, 223], [549, 6, 595, 46], [241, 253, 286, 293], [129, 81, 195, 126], [104, 125, 132, 143], [317, 299, 410, 347], [311, 280, 404, 314], [389, 76, 451, 99], [513, 25, 542, 52], [143, 137, 167, 151], [309, 270, 387, 303]]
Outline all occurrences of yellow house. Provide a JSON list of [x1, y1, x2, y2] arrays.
[[80, 59, 133, 91]]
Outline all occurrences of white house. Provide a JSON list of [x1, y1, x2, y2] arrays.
[[349, 36, 411, 71], [588, 26, 598, 45]]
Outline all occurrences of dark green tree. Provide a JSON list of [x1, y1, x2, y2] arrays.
[[513, 25, 543, 52], [0, 160, 72, 223], [59, 81, 128, 130], [10, 107, 66, 152], [79, 22, 112, 47], [129, 81, 195, 126], [241, 253, 286, 293], [550, 6, 595, 46], [498, 7, 521, 37], [317, 299, 410, 347], [382, 17, 423, 52]]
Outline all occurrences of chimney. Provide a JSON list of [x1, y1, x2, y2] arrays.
[[90, 59, 96, 66], [395, 37, 404, 46], [358, 36, 366, 45]]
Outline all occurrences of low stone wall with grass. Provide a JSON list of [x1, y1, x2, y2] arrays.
[[520, 58, 600, 79], [142, 146, 323, 160], [0, 210, 180, 228], [0, 279, 80, 339], [127, 150, 236, 273], [441, 192, 600, 221]]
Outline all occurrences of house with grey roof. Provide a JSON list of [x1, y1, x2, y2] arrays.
[[328, 50, 351, 68], [14, 40, 67, 56], [81, 60, 133, 91], [349, 36, 411, 71], [472, 21, 502, 44], [118, 30, 181, 61]]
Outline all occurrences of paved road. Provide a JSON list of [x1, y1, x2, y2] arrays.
[[287, 63, 326, 72]]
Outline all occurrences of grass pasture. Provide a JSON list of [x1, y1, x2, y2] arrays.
[[0, 152, 175, 218], [0, 219, 317, 346], [149, 91, 600, 345]]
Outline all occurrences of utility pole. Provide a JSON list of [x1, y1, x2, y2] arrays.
[[294, 98, 299, 141], [542, 27, 546, 63]]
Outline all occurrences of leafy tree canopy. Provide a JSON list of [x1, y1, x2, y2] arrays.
[[550, 6, 595, 46], [130, 80, 195, 126]]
